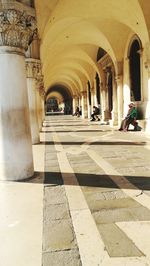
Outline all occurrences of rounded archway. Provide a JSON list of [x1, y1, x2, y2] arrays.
[[129, 38, 142, 101], [46, 84, 73, 115]]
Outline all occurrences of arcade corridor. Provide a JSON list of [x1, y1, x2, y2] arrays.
[[1, 115, 150, 266], [1, 1, 150, 265]]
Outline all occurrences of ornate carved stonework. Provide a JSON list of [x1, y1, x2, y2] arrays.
[[37, 74, 45, 98], [25, 59, 41, 78], [39, 87, 45, 98], [115, 75, 122, 86], [0, 9, 36, 50], [81, 91, 87, 97], [25, 58, 45, 98]]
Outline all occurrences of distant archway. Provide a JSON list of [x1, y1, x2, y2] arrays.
[[46, 85, 73, 114], [46, 97, 58, 112]]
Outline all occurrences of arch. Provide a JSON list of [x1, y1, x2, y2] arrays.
[[47, 78, 79, 95], [46, 84, 73, 114], [128, 35, 142, 101], [127, 35, 143, 58], [42, 46, 103, 75], [46, 97, 59, 112], [45, 71, 84, 93]]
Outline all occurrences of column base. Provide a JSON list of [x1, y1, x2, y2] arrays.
[[103, 110, 111, 121], [111, 111, 118, 126], [0, 163, 34, 181]]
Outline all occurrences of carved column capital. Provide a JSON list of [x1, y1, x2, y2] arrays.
[[81, 91, 87, 97], [39, 87, 46, 99], [0, 8, 36, 51], [25, 58, 41, 78], [73, 94, 78, 99], [26, 58, 45, 97], [115, 75, 122, 85]]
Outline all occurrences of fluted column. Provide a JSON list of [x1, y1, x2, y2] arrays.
[[26, 59, 40, 144], [0, 6, 36, 180], [81, 91, 88, 118]]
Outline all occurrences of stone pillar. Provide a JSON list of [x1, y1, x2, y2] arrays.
[[26, 59, 40, 144], [90, 87, 94, 107], [145, 60, 150, 96], [78, 95, 81, 113], [39, 87, 45, 122], [101, 71, 110, 122], [116, 75, 123, 126], [144, 59, 150, 131], [87, 83, 92, 119], [0, 6, 36, 180], [100, 83, 105, 121], [36, 89, 42, 128], [111, 71, 118, 126], [36, 86, 45, 130], [81, 91, 88, 118], [86, 84, 91, 119], [93, 78, 98, 106], [72, 95, 78, 114]]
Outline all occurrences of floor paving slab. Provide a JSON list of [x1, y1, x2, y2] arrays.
[[42, 250, 82, 266]]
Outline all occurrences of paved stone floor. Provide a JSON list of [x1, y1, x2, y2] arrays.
[[1, 115, 150, 265]]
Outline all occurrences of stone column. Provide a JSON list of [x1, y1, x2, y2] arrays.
[[81, 91, 88, 118], [72, 95, 78, 114], [93, 78, 98, 106], [26, 59, 40, 144], [101, 72, 109, 121], [144, 59, 150, 131], [111, 71, 118, 125], [35, 66, 45, 129], [0, 7, 36, 180], [78, 94, 81, 112], [90, 87, 94, 107], [86, 84, 91, 119], [100, 82, 105, 121], [116, 75, 123, 126], [145, 57, 150, 97], [39, 87, 45, 123]]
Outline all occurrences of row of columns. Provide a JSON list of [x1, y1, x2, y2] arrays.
[[0, 3, 45, 181], [72, 72, 123, 126]]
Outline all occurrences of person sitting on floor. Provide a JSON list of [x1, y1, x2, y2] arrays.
[[91, 106, 100, 121], [119, 103, 139, 131]]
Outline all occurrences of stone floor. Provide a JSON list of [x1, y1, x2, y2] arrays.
[[1, 115, 150, 265]]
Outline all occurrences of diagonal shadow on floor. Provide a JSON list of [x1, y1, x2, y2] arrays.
[[34, 141, 146, 146]]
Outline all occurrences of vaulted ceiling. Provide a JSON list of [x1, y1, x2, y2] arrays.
[[34, 0, 150, 96]]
